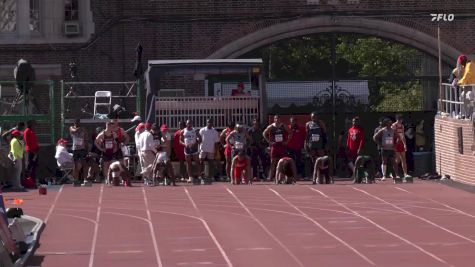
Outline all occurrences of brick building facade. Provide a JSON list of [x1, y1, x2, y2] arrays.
[[1, 0, 475, 182]]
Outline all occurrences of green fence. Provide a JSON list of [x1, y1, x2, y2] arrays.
[[0, 80, 56, 145]]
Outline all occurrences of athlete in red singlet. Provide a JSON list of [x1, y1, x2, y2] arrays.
[[263, 115, 291, 181], [391, 114, 411, 179], [220, 122, 235, 181], [95, 121, 120, 183], [231, 150, 252, 185]]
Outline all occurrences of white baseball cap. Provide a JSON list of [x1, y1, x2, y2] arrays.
[[131, 115, 142, 122]]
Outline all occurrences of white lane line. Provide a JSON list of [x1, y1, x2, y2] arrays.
[[172, 248, 208, 252], [352, 187, 475, 245], [310, 187, 451, 267], [395, 187, 475, 219], [268, 188, 376, 266], [108, 250, 143, 254], [38, 251, 90, 255], [89, 184, 103, 267], [142, 188, 164, 267], [177, 262, 214, 266], [184, 188, 234, 267], [226, 188, 305, 267], [235, 247, 273, 251], [44, 184, 64, 223]]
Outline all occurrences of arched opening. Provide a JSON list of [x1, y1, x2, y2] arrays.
[[208, 16, 460, 63]]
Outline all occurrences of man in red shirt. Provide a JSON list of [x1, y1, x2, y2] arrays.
[[24, 120, 40, 184], [231, 82, 249, 96], [173, 121, 187, 181], [287, 117, 306, 178], [347, 116, 365, 163]]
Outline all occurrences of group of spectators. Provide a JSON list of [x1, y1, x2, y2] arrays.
[[0, 111, 420, 189], [2, 120, 40, 189]]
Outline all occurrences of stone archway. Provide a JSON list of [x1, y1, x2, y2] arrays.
[[208, 16, 460, 63]]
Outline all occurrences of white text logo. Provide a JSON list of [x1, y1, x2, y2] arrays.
[[431, 14, 455, 22]]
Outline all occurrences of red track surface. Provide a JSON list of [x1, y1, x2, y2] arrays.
[[5, 180, 475, 267]]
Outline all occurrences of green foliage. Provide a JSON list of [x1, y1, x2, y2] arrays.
[[246, 34, 424, 112]]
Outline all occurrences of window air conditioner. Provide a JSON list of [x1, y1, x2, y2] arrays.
[[64, 22, 80, 36]]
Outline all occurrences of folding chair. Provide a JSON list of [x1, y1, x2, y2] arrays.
[[57, 163, 74, 184], [93, 91, 112, 117]]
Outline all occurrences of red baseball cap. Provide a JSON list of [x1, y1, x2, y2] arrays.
[[11, 130, 21, 137], [135, 123, 145, 132], [57, 138, 69, 145]]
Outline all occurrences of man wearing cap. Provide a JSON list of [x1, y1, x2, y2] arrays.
[[55, 139, 73, 168], [231, 82, 250, 96], [2, 122, 25, 144], [70, 119, 88, 182], [138, 123, 155, 185], [199, 119, 220, 180], [9, 130, 24, 189]]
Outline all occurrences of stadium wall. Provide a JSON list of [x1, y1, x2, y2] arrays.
[[435, 116, 475, 185]]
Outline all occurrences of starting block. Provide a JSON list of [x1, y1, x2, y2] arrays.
[[404, 176, 413, 183], [200, 178, 213, 185], [73, 181, 82, 187], [394, 177, 403, 184]]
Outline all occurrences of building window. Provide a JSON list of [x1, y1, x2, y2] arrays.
[[65, 0, 79, 21], [0, 0, 17, 32], [29, 0, 40, 32]]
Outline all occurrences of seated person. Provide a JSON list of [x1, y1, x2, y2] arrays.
[[55, 138, 73, 169], [313, 155, 333, 184], [276, 157, 297, 184], [231, 150, 252, 185], [152, 151, 176, 186], [353, 155, 375, 184], [231, 82, 250, 96], [108, 161, 131, 186]]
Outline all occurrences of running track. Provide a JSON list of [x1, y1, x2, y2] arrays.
[[5, 180, 475, 267]]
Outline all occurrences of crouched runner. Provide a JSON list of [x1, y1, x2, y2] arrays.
[[275, 157, 297, 184], [231, 150, 252, 185], [108, 160, 131, 186], [313, 155, 333, 184], [152, 152, 176, 186], [353, 155, 375, 184]]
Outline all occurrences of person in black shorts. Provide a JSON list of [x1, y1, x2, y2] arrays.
[[353, 155, 376, 184], [70, 119, 88, 183], [373, 118, 398, 181]]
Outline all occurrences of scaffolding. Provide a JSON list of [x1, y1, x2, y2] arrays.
[[0, 80, 56, 145], [60, 80, 142, 136]]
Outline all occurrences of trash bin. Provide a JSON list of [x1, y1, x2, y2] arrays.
[[413, 151, 433, 177]]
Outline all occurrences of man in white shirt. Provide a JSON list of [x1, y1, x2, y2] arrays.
[[55, 138, 73, 168], [199, 119, 220, 180], [137, 123, 155, 185]]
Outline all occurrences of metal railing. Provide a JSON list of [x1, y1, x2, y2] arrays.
[[440, 83, 474, 118], [60, 80, 142, 136], [156, 96, 260, 129]]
